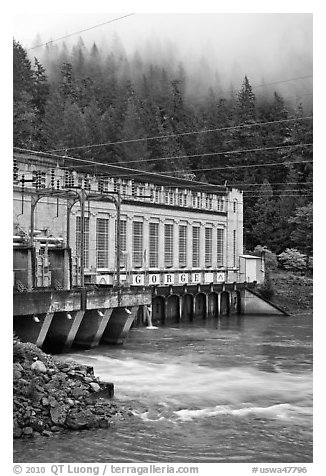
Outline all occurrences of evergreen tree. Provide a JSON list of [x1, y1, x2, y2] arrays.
[[13, 39, 36, 148]]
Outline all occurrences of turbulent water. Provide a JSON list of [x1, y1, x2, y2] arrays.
[[13, 313, 313, 463]]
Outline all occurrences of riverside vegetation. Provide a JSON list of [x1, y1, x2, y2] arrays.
[[13, 337, 131, 439]]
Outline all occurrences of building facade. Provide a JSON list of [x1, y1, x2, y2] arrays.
[[13, 151, 246, 289]]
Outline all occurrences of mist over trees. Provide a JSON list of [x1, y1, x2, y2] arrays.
[[13, 38, 313, 259]]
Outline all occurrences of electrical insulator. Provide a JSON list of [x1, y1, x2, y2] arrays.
[[36, 170, 42, 190], [50, 169, 55, 188], [13, 159, 18, 183], [56, 179, 60, 190], [64, 169, 69, 188], [21, 174, 25, 192]]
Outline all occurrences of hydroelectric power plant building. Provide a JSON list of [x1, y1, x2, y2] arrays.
[[13, 149, 285, 352]]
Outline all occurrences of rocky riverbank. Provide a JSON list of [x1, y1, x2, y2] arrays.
[[13, 338, 126, 439]]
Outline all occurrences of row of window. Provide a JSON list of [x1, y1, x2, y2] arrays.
[[14, 164, 230, 213], [76, 217, 228, 270]]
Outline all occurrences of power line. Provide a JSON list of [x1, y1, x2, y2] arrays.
[[243, 193, 312, 198], [13, 147, 225, 191], [48, 116, 313, 154], [185, 77, 313, 103], [229, 181, 313, 187], [106, 142, 312, 173], [17, 142, 313, 174], [251, 75, 313, 89], [171, 158, 313, 176], [14, 146, 313, 184], [243, 188, 312, 194], [26, 13, 135, 51]]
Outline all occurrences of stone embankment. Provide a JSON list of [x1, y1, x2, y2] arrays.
[[13, 338, 124, 439]]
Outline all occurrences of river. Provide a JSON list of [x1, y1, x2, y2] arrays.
[[13, 313, 313, 463]]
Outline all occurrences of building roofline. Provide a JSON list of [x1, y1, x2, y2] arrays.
[[14, 149, 228, 194]]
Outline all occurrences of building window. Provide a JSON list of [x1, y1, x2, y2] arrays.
[[131, 180, 136, 197], [192, 226, 200, 268], [233, 229, 237, 267], [164, 224, 174, 267], [154, 187, 160, 203], [132, 221, 143, 268], [205, 228, 212, 267], [76, 216, 89, 268], [98, 177, 108, 193], [217, 228, 224, 267], [217, 197, 224, 212], [96, 218, 109, 268], [179, 225, 187, 267], [64, 170, 74, 188], [165, 190, 169, 205], [149, 222, 159, 268]]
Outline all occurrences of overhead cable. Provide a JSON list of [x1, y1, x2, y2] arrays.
[[13, 146, 313, 185], [26, 13, 135, 51], [47, 116, 313, 154]]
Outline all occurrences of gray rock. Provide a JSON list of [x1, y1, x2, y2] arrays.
[[31, 361, 47, 373], [13, 369, 22, 379], [23, 427, 33, 435], [89, 382, 101, 392], [14, 363, 24, 372], [41, 397, 49, 406], [65, 408, 97, 430], [50, 403, 68, 425], [71, 387, 85, 398]]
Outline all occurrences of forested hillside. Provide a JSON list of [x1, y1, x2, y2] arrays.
[[13, 38, 313, 259]]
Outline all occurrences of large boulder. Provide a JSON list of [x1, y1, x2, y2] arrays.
[[65, 408, 98, 430], [31, 360, 47, 373], [50, 403, 69, 425]]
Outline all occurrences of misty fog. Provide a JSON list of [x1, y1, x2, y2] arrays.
[[15, 13, 313, 109]]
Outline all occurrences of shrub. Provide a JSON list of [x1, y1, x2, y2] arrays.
[[278, 248, 307, 272], [252, 245, 278, 271], [257, 274, 274, 300]]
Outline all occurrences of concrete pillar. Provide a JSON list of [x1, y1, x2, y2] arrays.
[[35, 311, 54, 347], [101, 306, 138, 344], [14, 313, 53, 347], [73, 308, 113, 348], [217, 292, 221, 315]]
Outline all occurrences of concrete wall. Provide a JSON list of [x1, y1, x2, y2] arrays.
[[240, 288, 287, 315]]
